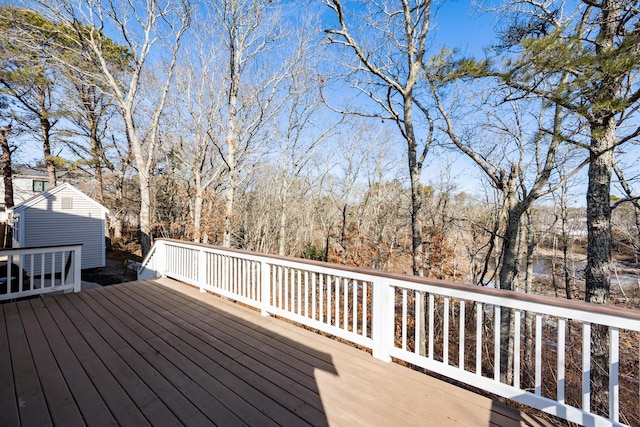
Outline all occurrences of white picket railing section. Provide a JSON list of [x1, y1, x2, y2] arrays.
[[139, 239, 640, 427], [0, 244, 82, 301]]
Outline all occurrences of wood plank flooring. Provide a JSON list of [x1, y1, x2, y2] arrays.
[[0, 278, 551, 426]]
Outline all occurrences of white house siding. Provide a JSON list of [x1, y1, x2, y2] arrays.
[[9, 176, 49, 203], [18, 186, 106, 270], [0, 175, 51, 222]]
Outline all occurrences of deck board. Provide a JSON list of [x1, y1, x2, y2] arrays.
[[128, 282, 412, 424], [91, 285, 284, 426], [0, 305, 20, 427], [0, 278, 552, 426], [37, 296, 150, 426], [18, 299, 86, 427], [108, 285, 295, 426], [70, 291, 212, 426], [52, 293, 181, 426], [3, 302, 52, 426], [116, 282, 328, 424]]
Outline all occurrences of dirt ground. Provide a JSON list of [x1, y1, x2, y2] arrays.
[[81, 248, 139, 286]]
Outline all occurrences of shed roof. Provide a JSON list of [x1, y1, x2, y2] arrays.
[[10, 182, 110, 215]]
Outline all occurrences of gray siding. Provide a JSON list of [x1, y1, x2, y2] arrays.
[[21, 186, 105, 269]]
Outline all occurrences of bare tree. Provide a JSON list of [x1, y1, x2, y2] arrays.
[[325, 0, 435, 276], [107, 136, 133, 243], [57, 26, 128, 208], [612, 161, 640, 263], [556, 179, 574, 300], [165, 20, 227, 243], [44, 0, 192, 255], [431, 83, 586, 382], [210, 0, 290, 248], [321, 125, 405, 268], [272, 29, 338, 256], [356, 134, 406, 270]]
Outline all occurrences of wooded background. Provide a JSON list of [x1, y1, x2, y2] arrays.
[[1, 0, 638, 300]]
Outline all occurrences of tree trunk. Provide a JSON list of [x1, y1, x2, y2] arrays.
[[552, 235, 559, 297], [38, 87, 56, 187], [560, 183, 572, 299], [278, 201, 287, 256], [634, 205, 640, 263], [408, 145, 423, 277], [82, 85, 105, 205], [223, 144, 237, 248], [0, 127, 14, 210], [407, 128, 427, 355], [499, 207, 522, 290], [88, 101, 109, 238], [324, 227, 330, 262], [339, 204, 348, 261], [193, 186, 204, 243], [138, 169, 152, 256], [585, 125, 612, 304], [223, 63, 239, 247], [91, 128, 104, 205], [522, 210, 536, 390], [112, 217, 123, 243], [111, 170, 125, 243], [410, 163, 429, 356], [497, 181, 525, 385], [126, 108, 153, 256], [585, 117, 615, 416]]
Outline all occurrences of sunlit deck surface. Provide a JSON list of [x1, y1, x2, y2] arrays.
[[1, 277, 550, 426]]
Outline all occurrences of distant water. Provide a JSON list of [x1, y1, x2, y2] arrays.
[[532, 257, 639, 287]]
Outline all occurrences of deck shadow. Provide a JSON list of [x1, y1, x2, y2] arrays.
[[2, 277, 547, 426]]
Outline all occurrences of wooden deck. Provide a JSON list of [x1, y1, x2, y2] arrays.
[[1, 277, 550, 426]]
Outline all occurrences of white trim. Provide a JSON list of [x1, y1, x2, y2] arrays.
[[101, 218, 106, 266], [11, 212, 23, 248], [10, 182, 109, 215]]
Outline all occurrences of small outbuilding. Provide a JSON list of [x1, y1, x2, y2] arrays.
[[10, 182, 109, 269]]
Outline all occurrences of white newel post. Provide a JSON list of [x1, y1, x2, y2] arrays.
[[198, 248, 207, 293], [260, 260, 271, 317], [372, 277, 393, 362], [157, 241, 167, 277], [73, 246, 82, 293]]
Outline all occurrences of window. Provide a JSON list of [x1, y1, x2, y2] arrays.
[[32, 180, 50, 193]]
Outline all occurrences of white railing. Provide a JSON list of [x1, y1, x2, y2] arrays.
[[0, 244, 82, 301], [139, 239, 640, 427]]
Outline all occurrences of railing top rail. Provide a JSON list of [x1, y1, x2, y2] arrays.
[[0, 243, 83, 253], [138, 242, 157, 269], [155, 238, 640, 323]]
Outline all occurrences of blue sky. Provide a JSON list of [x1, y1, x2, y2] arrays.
[[433, 0, 497, 57], [9, 0, 635, 205], [426, 1, 502, 197], [315, 0, 503, 198]]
